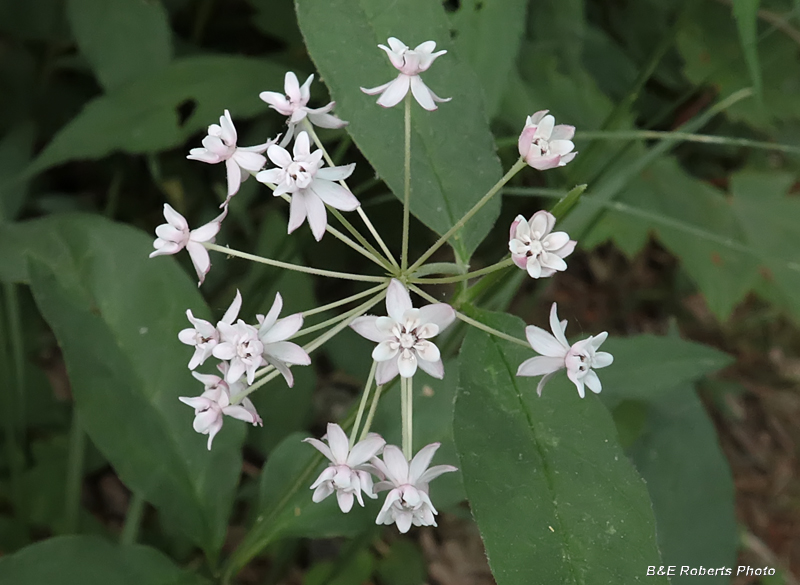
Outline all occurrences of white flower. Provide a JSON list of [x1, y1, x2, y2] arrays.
[[370, 443, 456, 533], [303, 423, 386, 513], [259, 72, 347, 147], [517, 110, 577, 170], [187, 109, 276, 199], [212, 292, 265, 385], [509, 211, 576, 279], [179, 365, 262, 451], [256, 131, 359, 241], [516, 303, 613, 398], [361, 37, 451, 111], [177, 290, 243, 370], [350, 279, 455, 385], [256, 292, 311, 387], [149, 203, 227, 286]]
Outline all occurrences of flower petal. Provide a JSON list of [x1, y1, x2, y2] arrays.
[[376, 75, 411, 108], [417, 464, 457, 486], [315, 163, 356, 182], [408, 442, 439, 484], [264, 340, 310, 366], [376, 358, 400, 385], [185, 241, 211, 285], [347, 434, 386, 467], [163, 204, 188, 230], [267, 144, 293, 168], [417, 303, 455, 332], [304, 191, 328, 241], [372, 340, 399, 362], [525, 325, 568, 358], [516, 355, 564, 377], [350, 315, 390, 343], [225, 158, 242, 197], [360, 80, 393, 96], [326, 422, 350, 464], [567, 369, 586, 398], [416, 357, 444, 379], [584, 370, 602, 394], [409, 75, 437, 111], [309, 179, 360, 211], [303, 437, 334, 462], [386, 279, 412, 322], [382, 445, 409, 485], [312, 482, 334, 503], [287, 192, 308, 234], [548, 303, 569, 348], [260, 313, 303, 343], [336, 490, 354, 513], [397, 351, 418, 378], [258, 292, 283, 332], [593, 351, 614, 369]]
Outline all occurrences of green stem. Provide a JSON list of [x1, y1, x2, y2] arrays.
[[120, 492, 146, 545], [402, 93, 412, 271], [204, 242, 387, 283], [64, 410, 86, 533], [301, 284, 387, 318], [350, 361, 377, 447], [412, 257, 514, 284], [409, 158, 527, 272], [400, 377, 410, 459], [574, 130, 800, 155], [406, 377, 413, 457], [359, 383, 384, 441]]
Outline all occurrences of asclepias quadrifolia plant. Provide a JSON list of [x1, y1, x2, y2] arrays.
[[150, 35, 598, 539]]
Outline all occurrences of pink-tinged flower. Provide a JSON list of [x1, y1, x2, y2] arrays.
[[256, 131, 359, 241], [187, 110, 276, 199], [516, 303, 613, 398], [350, 280, 455, 385], [371, 443, 456, 533], [177, 290, 243, 370], [361, 37, 451, 111], [179, 366, 262, 451], [259, 72, 347, 147], [256, 292, 310, 387], [212, 291, 265, 385], [518, 110, 577, 170], [149, 204, 227, 286], [303, 423, 386, 513], [509, 211, 576, 279]]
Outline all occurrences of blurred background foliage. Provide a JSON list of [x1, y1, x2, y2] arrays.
[[0, 0, 799, 584]]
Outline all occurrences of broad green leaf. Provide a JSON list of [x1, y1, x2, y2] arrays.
[[295, 0, 503, 261], [305, 549, 375, 585], [528, 0, 585, 73], [449, 0, 528, 118], [454, 310, 667, 585], [627, 386, 737, 584], [731, 0, 763, 103], [66, 0, 172, 91], [29, 56, 284, 174], [0, 535, 208, 585], [0, 121, 36, 220], [0, 214, 245, 563]]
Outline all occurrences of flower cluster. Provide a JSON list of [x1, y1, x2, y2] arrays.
[[305, 423, 456, 532], [147, 34, 612, 534]]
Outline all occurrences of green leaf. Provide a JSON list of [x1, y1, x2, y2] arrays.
[[66, 0, 172, 91], [449, 0, 528, 118], [29, 56, 284, 174], [731, 0, 762, 103], [0, 535, 209, 584], [627, 386, 737, 584], [1, 214, 244, 563], [454, 310, 668, 585], [295, 0, 503, 261], [0, 120, 36, 220]]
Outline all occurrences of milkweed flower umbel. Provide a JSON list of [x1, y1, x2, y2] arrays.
[[361, 37, 451, 111], [178, 289, 244, 370], [187, 110, 275, 199], [509, 211, 576, 279], [350, 280, 455, 384], [518, 110, 577, 170], [149, 203, 227, 286], [260, 72, 347, 147], [371, 443, 457, 533], [256, 131, 359, 241], [304, 423, 386, 513], [516, 303, 613, 398]]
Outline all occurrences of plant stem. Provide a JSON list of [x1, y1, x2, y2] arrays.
[[402, 93, 412, 272], [412, 257, 515, 284], [64, 410, 86, 533], [350, 361, 377, 447], [359, 383, 384, 441], [301, 284, 387, 318], [405, 376, 413, 458], [574, 129, 800, 155], [400, 377, 410, 459], [204, 242, 387, 283], [408, 284, 529, 347], [120, 492, 146, 545], [301, 120, 399, 269], [409, 157, 527, 272]]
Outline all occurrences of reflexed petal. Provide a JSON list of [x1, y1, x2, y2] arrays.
[[347, 435, 386, 467], [212, 342, 236, 360], [315, 163, 356, 182], [225, 359, 246, 384], [303, 437, 334, 462], [372, 339, 399, 362], [187, 346, 211, 370], [416, 357, 444, 379], [590, 331, 609, 350], [310, 466, 336, 489], [309, 179, 360, 211], [287, 192, 308, 234], [360, 80, 393, 96], [584, 370, 602, 394], [264, 341, 310, 365], [219, 110, 237, 145], [259, 91, 293, 115], [255, 167, 285, 185], [232, 150, 266, 172], [516, 355, 564, 377], [299, 73, 314, 103], [155, 223, 185, 242], [187, 148, 220, 163], [178, 327, 197, 345], [567, 369, 586, 398], [312, 482, 334, 503], [186, 241, 211, 285], [397, 351, 417, 378], [417, 464, 457, 486], [593, 351, 614, 369], [202, 135, 229, 156], [408, 442, 439, 484], [326, 422, 350, 464], [222, 404, 257, 423], [418, 303, 455, 332], [350, 316, 389, 342], [190, 217, 223, 244], [179, 395, 210, 410], [376, 75, 411, 108], [336, 490, 354, 513], [193, 407, 220, 434], [386, 37, 407, 53], [395, 512, 413, 533], [382, 445, 409, 485], [304, 191, 328, 241], [225, 158, 242, 197], [206, 417, 224, 450], [548, 303, 569, 348], [163, 204, 188, 230], [386, 279, 412, 322], [260, 313, 303, 343], [376, 358, 399, 385], [409, 75, 436, 111], [308, 109, 347, 129], [525, 325, 568, 358], [376, 489, 402, 525], [259, 292, 283, 332], [536, 371, 557, 397], [269, 357, 294, 387]]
